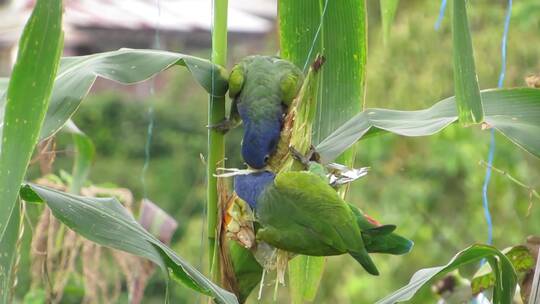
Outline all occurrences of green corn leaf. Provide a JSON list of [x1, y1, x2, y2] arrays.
[[279, 0, 367, 152], [452, 0, 484, 125], [288, 256, 325, 303], [21, 183, 238, 304], [0, 199, 21, 303], [380, 0, 399, 44], [279, 1, 367, 301], [472, 245, 535, 294], [317, 88, 540, 163], [225, 241, 263, 304], [0, 49, 228, 143], [376, 244, 517, 304], [62, 120, 95, 194], [0, 0, 63, 301]]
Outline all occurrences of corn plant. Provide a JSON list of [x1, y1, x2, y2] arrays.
[[0, 0, 539, 303]]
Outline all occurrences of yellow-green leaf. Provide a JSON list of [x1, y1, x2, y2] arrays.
[[377, 244, 517, 304], [380, 0, 399, 44], [0, 0, 63, 301], [62, 120, 95, 194], [22, 184, 238, 304], [317, 88, 540, 163], [0, 50, 228, 143], [288, 256, 325, 303], [452, 0, 484, 125]]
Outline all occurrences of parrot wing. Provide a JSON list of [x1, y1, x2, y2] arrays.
[[348, 203, 414, 255], [256, 171, 379, 275]]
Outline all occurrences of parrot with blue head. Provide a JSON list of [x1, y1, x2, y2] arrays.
[[233, 169, 413, 276], [234, 170, 379, 275], [215, 56, 304, 169]]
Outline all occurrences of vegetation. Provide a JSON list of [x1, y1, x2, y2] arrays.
[[1, 0, 539, 303]]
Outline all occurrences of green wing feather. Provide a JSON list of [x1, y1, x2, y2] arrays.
[[305, 162, 413, 255], [256, 171, 379, 275], [348, 203, 414, 255]]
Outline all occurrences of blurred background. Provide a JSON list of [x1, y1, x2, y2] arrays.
[[1, 0, 540, 303]]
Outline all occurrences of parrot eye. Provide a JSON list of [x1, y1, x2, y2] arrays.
[[264, 155, 270, 164], [228, 64, 245, 98]]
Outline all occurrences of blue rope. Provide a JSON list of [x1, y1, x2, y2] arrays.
[[434, 0, 447, 30], [498, 0, 512, 88], [481, 129, 495, 245], [481, 0, 512, 247]]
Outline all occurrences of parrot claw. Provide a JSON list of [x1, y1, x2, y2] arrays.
[[207, 119, 234, 133], [289, 145, 320, 168]]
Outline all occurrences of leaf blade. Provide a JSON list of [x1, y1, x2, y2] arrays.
[[452, 0, 484, 124], [376, 244, 517, 304], [288, 256, 325, 303], [316, 88, 540, 163], [0, 50, 228, 143], [380, 0, 399, 44], [24, 183, 239, 304], [472, 246, 535, 295], [62, 120, 95, 194], [0, 0, 63, 300], [0, 200, 21, 301]]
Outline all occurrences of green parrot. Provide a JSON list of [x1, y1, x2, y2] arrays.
[[295, 155, 414, 256], [234, 170, 381, 275], [214, 55, 304, 169]]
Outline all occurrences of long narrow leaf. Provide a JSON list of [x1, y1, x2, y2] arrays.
[[380, 0, 399, 44], [288, 256, 325, 303], [0, 200, 20, 302], [21, 184, 238, 304], [62, 120, 95, 194], [472, 246, 534, 294], [279, 0, 367, 149], [316, 88, 540, 163], [0, 0, 63, 301], [376, 244, 517, 304], [0, 49, 228, 143], [452, 0, 484, 124]]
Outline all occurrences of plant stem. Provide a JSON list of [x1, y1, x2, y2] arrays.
[[479, 160, 539, 215], [208, 0, 228, 281]]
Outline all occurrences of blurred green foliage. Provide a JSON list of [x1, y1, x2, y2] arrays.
[[15, 1, 540, 303]]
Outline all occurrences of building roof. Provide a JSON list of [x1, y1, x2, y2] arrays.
[[0, 0, 276, 47]]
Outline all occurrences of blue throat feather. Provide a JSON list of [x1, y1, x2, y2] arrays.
[[239, 109, 283, 169], [234, 171, 276, 209]]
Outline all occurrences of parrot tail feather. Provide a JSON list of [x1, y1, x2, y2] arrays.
[[363, 224, 396, 236], [349, 250, 379, 276]]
